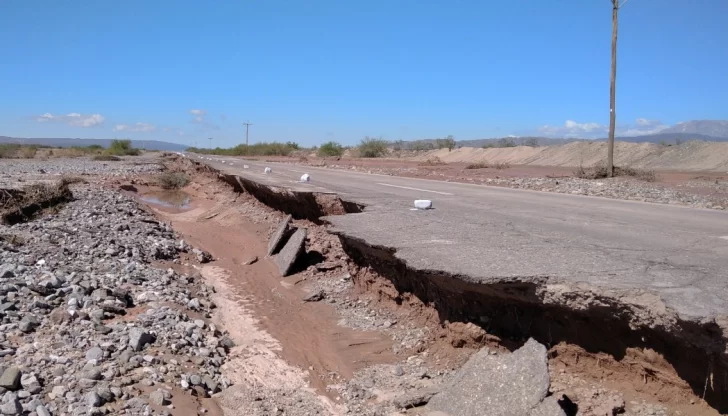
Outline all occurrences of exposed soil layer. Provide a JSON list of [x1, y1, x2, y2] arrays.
[[171, 156, 364, 222], [335, 234, 726, 413], [0, 180, 74, 224]]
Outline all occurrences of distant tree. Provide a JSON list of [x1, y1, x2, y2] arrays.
[[391, 140, 405, 151], [436, 135, 457, 151], [675, 138, 683, 146]]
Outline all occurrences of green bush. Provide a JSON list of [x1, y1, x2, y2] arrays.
[[187, 141, 300, 157], [157, 172, 190, 189], [358, 137, 388, 158], [106, 139, 140, 156], [318, 141, 344, 157]]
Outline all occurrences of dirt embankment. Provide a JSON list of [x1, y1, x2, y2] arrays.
[[410, 141, 728, 171], [165, 154, 723, 415]]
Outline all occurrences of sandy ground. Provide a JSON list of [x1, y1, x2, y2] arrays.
[[115, 158, 721, 416]]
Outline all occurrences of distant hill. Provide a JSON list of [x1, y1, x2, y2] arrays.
[[396, 119, 728, 149], [0, 137, 188, 151], [659, 120, 728, 138], [605, 132, 728, 144]]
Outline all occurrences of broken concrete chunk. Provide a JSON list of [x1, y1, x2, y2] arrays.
[[273, 228, 307, 277], [393, 387, 440, 409], [128, 327, 154, 351], [427, 338, 552, 416], [0, 367, 21, 390], [414, 200, 433, 210], [267, 215, 292, 256], [302, 289, 325, 302]]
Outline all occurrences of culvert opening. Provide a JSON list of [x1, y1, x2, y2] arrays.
[[335, 232, 728, 413]]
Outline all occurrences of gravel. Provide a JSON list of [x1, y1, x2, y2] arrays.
[[0, 177, 234, 415]]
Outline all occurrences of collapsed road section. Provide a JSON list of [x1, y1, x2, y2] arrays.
[[175, 153, 728, 413]]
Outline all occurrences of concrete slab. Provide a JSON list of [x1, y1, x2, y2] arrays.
[[428, 339, 553, 416], [267, 214, 292, 256], [274, 228, 307, 277]]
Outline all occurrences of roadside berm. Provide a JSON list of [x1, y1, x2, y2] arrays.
[[171, 153, 726, 415]]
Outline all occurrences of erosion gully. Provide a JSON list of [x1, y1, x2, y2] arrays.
[[134, 155, 724, 415]]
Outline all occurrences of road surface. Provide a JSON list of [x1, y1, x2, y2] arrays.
[[185, 153, 728, 323]]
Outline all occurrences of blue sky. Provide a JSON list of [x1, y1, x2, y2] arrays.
[[1, 0, 726, 147]]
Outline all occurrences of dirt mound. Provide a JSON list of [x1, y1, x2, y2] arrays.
[[410, 141, 728, 171]]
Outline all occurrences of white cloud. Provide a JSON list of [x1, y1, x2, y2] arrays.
[[618, 118, 669, 136], [114, 122, 157, 133], [36, 112, 105, 127], [189, 109, 207, 123], [188, 109, 219, 130], [538, 120, 607, 138]]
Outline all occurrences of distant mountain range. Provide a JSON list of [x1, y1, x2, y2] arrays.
[[660, 120, 728, 137], [0, 137, 188, 151], [400, 120, 728, 149]]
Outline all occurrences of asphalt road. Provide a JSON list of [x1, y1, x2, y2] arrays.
[[186, 153, 728, 323]]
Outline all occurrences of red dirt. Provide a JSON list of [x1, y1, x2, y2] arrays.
[[135, 173, 395, 400], [129, 159, 721, 415]]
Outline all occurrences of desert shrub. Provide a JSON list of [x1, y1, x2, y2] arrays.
[[92, 154, 121, 161], [17, 146, 38, 159], [318, 141, 344, 157], [419, 156, 447, 166], [358, 137, 388, 158], [187, 141, 299, 157], [465, 161, 510, 170], [0, 144, 21, 158], [574, 161, 656, 182], [465, 162, 489, 169], [157, 172, 190, 189], [106, 139, 141, 156]]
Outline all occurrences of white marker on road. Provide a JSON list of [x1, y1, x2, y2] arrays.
[[377, 183, 454, 196]]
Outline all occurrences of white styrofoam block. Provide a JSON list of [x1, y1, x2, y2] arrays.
[[300, 173, 310, 182], [264, 167, 272, 174], [414, 199, 433, 210]]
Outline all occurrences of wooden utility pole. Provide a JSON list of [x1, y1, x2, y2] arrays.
[[243, 122, 253, 154], [607, 0, 629, 177], [208, 137, 212, 149]]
